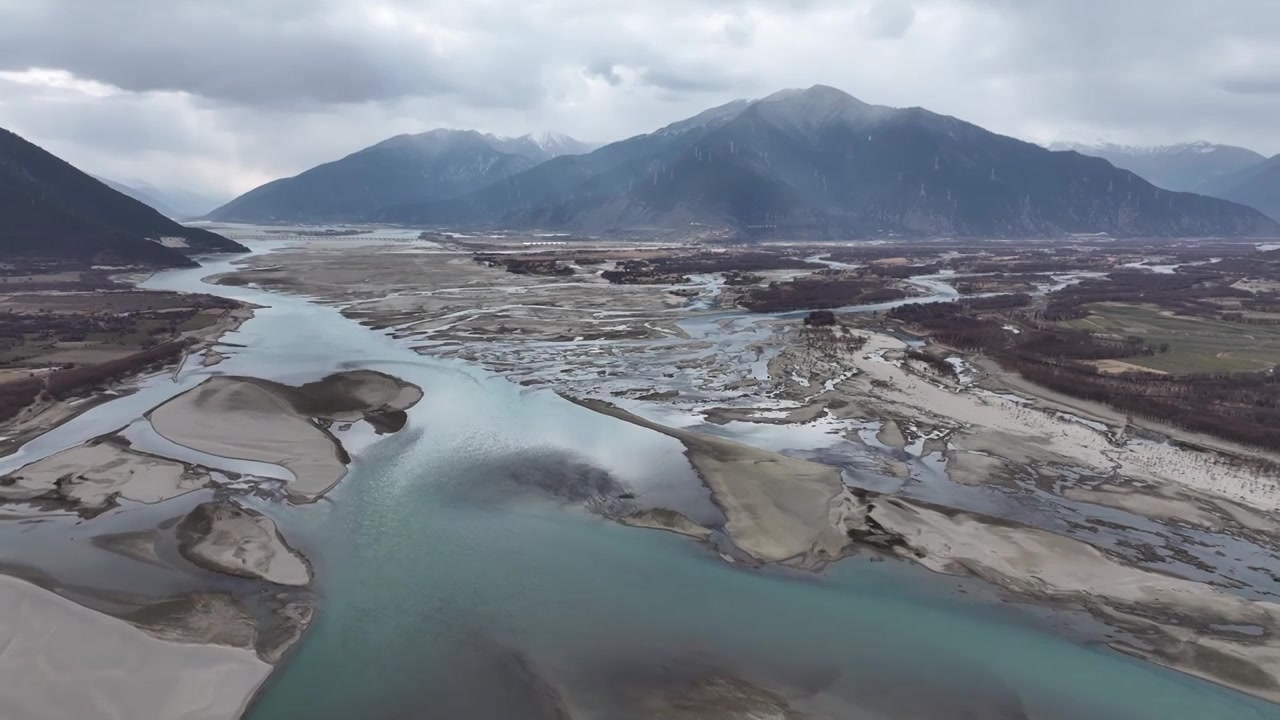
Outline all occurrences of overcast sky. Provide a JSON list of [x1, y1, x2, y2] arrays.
[[1, 0, 1277, 199]]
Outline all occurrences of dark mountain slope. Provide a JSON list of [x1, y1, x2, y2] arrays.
[[0, 128, 246, 267], [383, 86, 1277, 239], [376, 99, 757, 226]]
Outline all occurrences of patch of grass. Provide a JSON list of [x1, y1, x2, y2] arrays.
[[176, 312, 218, 332], [0, 340, 53, 365], [1063, 302, 1280, 373]]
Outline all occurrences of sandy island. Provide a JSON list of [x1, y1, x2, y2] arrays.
[[568, 397, 846, 565], [0, 574, 270, 720], [178, 500, 312, 586], [148, 370, 422, 502], [0, 436, 211, 514]]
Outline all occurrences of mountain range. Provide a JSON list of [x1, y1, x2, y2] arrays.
[[94, 176, 229, 220], [1046, 141, 1266, 194], [207, 131, 598, 223], [377, 86, 1274, 238], [201, 86, 1279, 238], [0, 127, 247, 267]]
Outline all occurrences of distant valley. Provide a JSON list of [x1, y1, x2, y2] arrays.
[[94, 176, 229, 220]]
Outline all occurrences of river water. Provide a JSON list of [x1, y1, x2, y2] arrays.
[[6, 244, 1278, 719]]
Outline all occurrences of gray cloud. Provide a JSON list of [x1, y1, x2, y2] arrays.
[[640, 67, 745, 94], [722, 16, 756, 46], [0, 0, 1277, 199], [863, 1, 916, 39], [584, 61, 624, 87], [0, 1, 465, 105], [1221, 77, 1280, 96]]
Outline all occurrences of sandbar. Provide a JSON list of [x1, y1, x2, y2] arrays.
[[148, 370, 421, 502], [150, 376, 344, 501], [178, 501, 312, 586], [568, 397, 846, 565], [0, 574, 270, 720], [0, 437, 211, 512]]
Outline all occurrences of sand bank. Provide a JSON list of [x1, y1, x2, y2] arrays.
[[149, 377, 345, 501], [0, 574, 269, 720], [619, 508, 714, 541], [849, 493, 1280, 702], [0, 437, 210, 512], [148, 370, 421, 502], [178, 501, 311, 586], [569, 398, 846, 565]]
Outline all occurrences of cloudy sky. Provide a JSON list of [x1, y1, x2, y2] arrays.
[[1, 0, 1277, 200]]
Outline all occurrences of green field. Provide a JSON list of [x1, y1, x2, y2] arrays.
[[1064, 302, 1280, 373]]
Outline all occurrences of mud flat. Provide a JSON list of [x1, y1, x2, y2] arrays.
[[178, 501, 312, 586], [0, 574, 270, 720], [0, 436, 211, 513], [148, 370, 422, 502]]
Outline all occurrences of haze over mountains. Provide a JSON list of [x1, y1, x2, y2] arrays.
[[1046, 142, 1266, 194], [1054, 141, 1280, 224], [94, 176, 228, 220], [1189, 155, 1280, 223], [207, 131, 598, 223], [0, 127, 246, 267]]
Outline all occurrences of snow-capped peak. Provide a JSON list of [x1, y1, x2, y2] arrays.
[[526, 131, 574, 152], [479, 131, 597, 161], [1048, 140, 1227, 156]]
